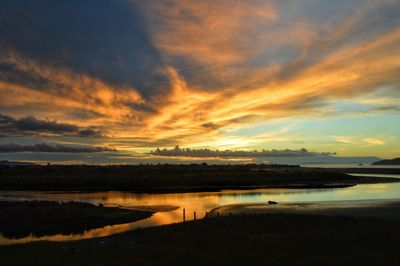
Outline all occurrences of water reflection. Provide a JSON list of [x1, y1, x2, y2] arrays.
[[1, 182, 400, 245], [347, 173, 400, 179]]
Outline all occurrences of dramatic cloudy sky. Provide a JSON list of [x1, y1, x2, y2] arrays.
[[0, 0, 399, 163]]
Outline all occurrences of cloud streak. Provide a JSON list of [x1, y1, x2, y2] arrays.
[[0, 113, 102, 137], [0, 143, 116, 153]]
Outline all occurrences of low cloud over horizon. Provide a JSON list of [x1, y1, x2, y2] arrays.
[[150, 146, 336, 158], [0, 0, 399, 160], [0, 144, 382, 166]]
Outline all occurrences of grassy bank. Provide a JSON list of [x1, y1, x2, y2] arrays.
[[1, 213, 399, 265], [0, 201, 152, 239], [0, 164, 396, 192]]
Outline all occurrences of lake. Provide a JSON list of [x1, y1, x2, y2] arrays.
[[1, 178, 400, 245]]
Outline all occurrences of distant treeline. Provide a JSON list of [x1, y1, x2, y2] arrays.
[[150, 146, 335, 158]]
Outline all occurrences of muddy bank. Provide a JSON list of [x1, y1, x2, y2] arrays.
[[209, 199, 400, 220]]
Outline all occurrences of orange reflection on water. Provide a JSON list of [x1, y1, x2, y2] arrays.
[[2, 183, 400, 245]]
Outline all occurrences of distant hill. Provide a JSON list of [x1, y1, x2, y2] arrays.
[[0, 160, 39, 167], [372, 158, 400, 165]]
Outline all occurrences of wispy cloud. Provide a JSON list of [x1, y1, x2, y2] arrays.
[[139, 0, 278, 66], [334, 136, 386, 146]]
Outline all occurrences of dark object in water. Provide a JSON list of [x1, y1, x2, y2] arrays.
[[268, 201, 278, 205]]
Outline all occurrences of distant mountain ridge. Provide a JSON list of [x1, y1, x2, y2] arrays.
[[372, 158, 400, 165]]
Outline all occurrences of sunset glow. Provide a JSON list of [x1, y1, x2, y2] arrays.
[[1, 0, 399, 163]]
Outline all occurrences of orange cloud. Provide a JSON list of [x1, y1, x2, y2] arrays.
[[140, 0, 278, 65], [140, 26, 400, 147], [1, 1, 399, 150], [0, 51, 148, 132]]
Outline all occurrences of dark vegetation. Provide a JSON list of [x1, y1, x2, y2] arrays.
[[1, 213, 399, 266], [0, 201, 152, 239], [0, 164, 391, 192], [372, 157, 400, 165]]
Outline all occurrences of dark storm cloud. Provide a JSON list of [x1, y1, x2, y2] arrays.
[[130, 102, 159, 114], [0, 113, 102, 137], [0, 0, 170, 97], [0, 63, 56, 91], [0, 143, 116, 153]]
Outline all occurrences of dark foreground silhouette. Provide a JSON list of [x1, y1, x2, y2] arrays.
[[1, 213, 399, 266], [0, 201, 152, 239]]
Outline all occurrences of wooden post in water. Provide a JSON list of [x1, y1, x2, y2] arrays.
[[217, 212, 220, 217], [229, 212, 232, 217], [205, 212, 208, 218], [194, 211, 196, 221], [183, 208, 186, 222]]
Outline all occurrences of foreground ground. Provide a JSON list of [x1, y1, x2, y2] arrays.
[[1, 212, 400, 266], [0, 201, 153, 239]]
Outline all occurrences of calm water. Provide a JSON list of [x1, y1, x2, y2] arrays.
[[302, 164, 400, 169], [347, 173, 400, 179], [1, 181, 400, 245]]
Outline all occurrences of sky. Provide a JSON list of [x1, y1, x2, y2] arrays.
[[0, 0, 399, 163]]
